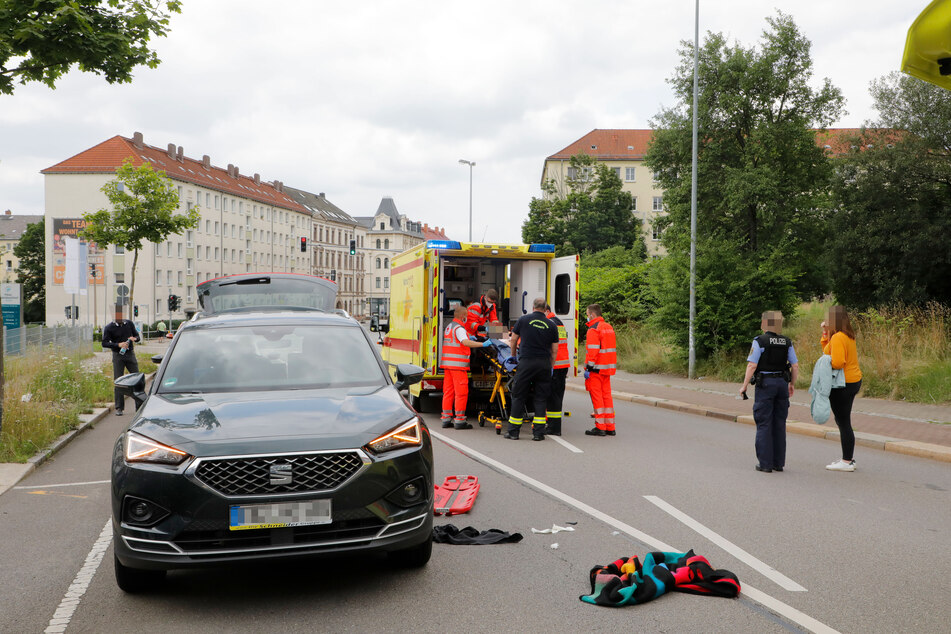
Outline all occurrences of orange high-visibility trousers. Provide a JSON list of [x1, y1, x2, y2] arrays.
[[585, 372, 615, 431], [442, 368, 469, 422]]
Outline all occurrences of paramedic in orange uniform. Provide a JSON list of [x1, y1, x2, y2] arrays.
[[440, 305, 491, 429], [465, 289, 499, 336], [584, 304, 617, 436]]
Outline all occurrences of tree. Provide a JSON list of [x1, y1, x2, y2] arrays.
[[644, 13, 844, 357], [579, 247, 653, 326], [13, 217, 45, 323], [80, 159, 199, 314], [0, 0, 182, 95], [828, 73, 951, 308], [523, 154, 646, 257]]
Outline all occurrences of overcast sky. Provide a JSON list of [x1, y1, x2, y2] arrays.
[[0, 1, 920, 244]]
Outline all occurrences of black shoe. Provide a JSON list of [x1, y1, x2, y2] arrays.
[[755, 465, 772, 473], [454, 422, 473, 430], [115, 410, 124, 417], [774, 467, 784, 472], [532, 433, 545, 441], [605, 430, 616, 436], [546, 429, 562, 436], [440, 420, 453, 428], [502, 424, 520, 440], [585, 427, 605, 436]]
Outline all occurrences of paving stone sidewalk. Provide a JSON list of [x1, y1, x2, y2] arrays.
[[566, 370, 951, 462]]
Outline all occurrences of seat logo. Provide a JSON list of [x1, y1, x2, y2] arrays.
[[269, 463, 293, 486]]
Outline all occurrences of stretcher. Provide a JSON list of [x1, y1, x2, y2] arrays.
[[475, 339, 517, 434], [433, 475, 480, 515]]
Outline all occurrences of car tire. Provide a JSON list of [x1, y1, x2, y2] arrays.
[[388, 537, 433, 568], [114, 554, 166, 593]]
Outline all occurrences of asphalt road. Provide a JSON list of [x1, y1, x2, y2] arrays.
[[1, 389, 949, 633]]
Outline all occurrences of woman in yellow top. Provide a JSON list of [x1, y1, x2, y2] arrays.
[[821, 305, 863, 472]]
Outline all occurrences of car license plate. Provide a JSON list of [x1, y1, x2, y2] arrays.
[[229, 500, 332, 531], [473, 380, 495, 389]]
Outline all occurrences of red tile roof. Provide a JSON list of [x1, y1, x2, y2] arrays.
[[422, 223, 450, 241], [42, 134, 307, 213], [547, 129, 655, 160]]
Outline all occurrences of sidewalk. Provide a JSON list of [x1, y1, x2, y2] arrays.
[[566, 370, 951, 463]]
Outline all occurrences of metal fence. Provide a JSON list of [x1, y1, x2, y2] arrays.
[[3, 325, 95, 357]]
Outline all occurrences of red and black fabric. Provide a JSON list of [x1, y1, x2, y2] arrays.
[[580, 549, 740, 607]]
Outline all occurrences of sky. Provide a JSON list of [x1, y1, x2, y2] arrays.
[[0, 0, 922, 244]]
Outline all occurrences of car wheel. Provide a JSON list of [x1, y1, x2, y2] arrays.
[[114, 554, 166, 593], [388, 537, 432, 568]]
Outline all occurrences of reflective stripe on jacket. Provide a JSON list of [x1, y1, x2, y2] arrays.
[[440, 319, 471, 370], [546, 311, 570, 370], [465, 297, 498, 335], [585, 316, 617, 376]]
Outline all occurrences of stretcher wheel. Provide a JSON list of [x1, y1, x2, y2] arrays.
[[495, 422, 502, 435], [477, 412, 486, 427]]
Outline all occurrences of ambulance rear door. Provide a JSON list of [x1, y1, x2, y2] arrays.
[[550, 254, 579, 374], [508, 259, 547, 322]]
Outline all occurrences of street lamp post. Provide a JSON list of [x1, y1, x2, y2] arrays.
[[458, 159, 475, 241]]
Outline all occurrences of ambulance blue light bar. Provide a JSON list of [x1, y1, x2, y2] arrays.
[[528, 244, 556, 253], [427, 240, 462, 250]]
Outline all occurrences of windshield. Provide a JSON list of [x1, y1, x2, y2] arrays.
[[157, 325, 387, 392], [198, 276, 336, 313]]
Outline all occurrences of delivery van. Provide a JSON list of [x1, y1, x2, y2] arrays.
[[377, 240, 578, 414]]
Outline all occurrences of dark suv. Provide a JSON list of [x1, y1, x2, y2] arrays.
[[111, 307, 432, 592]]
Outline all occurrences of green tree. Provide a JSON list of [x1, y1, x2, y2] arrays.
[[80, 159, 199, 314], [0, 0, 182, 95], [13, 217, 45, 323], [579, 247, 653, 326], [523, 154, 646, 257], [644, 13, 844, 357], [828, 73, 951, 308]]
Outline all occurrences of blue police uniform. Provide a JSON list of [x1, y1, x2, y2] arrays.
[[748, 332, 798, 471]]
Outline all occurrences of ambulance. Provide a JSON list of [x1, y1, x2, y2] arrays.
[[375, 240, 578, 414]]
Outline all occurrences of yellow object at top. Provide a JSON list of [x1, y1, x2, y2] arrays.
[[902, 0, 951, 90]]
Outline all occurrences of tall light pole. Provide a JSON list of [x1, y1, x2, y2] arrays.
[[458, 159, 475, 241], [688, 0, 700, 379]]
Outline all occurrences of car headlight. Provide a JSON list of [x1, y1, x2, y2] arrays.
[[366, 417, 423, 454], [125, 432, 191, 465]]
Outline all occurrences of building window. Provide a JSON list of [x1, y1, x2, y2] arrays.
[[155, 268, 161, 281], [376, 239, 381, 249], [653, 170, 661, 182], [652, 225, 663, 241], [166, 271, 172, 285], [186, 230, 193, 247], [612, 167, 621, 178], [384, 239, 389, 250], [384, 278, 389, 289], [625, 167, 636, 182], [380, 222, 385, 230], [115, 273, 125, 284], [631, 196, 637, 211], [375, 277, 381, 289], [177, 243, 183, 258], [652, 196, 664, 212], [177, 271, 183, 285], [384, 258, 389, 268]]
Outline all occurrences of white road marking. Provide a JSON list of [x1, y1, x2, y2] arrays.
[[643, 495, 807, 592], [431, 431, 840, 634], [45, 519, 112, 634], [15, 480, 110, 490], [549, 436, 583, 453]]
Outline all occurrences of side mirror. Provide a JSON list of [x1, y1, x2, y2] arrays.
[[370, 316, 379, 332], [115, 372, 148, 412], [393, 363, 425, 391], [150, 354, 164, 364]]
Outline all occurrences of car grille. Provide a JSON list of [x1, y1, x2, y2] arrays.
[[175, 518, 385, 555], [194, 451, 365, 496]]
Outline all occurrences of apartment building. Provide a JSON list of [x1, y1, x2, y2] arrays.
[[0, 211, 43, 283], [355, 197, 425, 317], [42, 132, 313, 326], [541, 129, 667, 257], [283, 186, 367, 318]]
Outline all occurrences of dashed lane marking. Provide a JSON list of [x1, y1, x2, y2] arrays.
[[45, 519, 112, 634], [549, 436, 583, 453], [643, 495, 807, 592]]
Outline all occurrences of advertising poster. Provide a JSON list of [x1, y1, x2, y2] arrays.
[[52, 218, 105, 286]]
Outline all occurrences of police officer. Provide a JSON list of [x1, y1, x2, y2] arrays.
[[740, 311, 799, 473], [544, 303, 570, 436], [504, 297, 558, 441], [102, 304, 141, 416]]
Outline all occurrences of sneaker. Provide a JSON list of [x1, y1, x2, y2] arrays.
[[826, 459, 856, 472], [115, 410, 124, 417]]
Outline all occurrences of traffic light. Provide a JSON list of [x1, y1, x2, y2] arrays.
[[330, 269, 336, 282], [168, 294, 179, 312], [300, 236, 307, 252], [133, 306, 139, 317], [349, 239, 356, 255], [64, 306, 71, 319]]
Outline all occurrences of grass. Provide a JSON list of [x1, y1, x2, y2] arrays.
[[614, 301, 951, 404], [1, 349, 158, 463]]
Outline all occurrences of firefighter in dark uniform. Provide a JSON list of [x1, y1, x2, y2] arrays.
[[544, 303, 570, 436], [740, 311, 799, 473], [504, 297, 558, 441]]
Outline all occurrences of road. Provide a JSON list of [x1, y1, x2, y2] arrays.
[[1, 388, 949, 633]]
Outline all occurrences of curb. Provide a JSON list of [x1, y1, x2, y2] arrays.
[[565, 383, 951, 464]]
